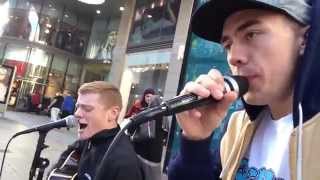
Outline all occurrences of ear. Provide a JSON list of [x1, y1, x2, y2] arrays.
[[299, 26, 310, 55], [107, 106, 120, 122]]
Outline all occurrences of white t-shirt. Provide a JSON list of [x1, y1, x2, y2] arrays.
[[235, 112, 293, 180]]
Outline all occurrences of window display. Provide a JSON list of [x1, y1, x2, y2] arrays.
[[128, 0, 181, 49]]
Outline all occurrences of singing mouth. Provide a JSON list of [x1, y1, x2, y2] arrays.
[[79, 123, 87, 129]]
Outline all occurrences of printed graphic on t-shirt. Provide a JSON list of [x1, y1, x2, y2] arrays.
[[235, 158, 284, 180]]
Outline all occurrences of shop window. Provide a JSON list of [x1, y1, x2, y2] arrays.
[[8, 0, 17, 8], [4, 8, 34, 40], [1, 0, 41, 40], [64, 61, 81, 93], [86, 16, 120, 60], [25, 48, 51, 84], [42, 0, 64, 19], [45, 54, 67, 97], [82, 63, 110, 83], [40, 0, 64, 46], [16, 0, 41, 12], [94, 31, 117, 61], [38, 0, 63, 45], [74, 17, 91, 56], [3, 44, 29, 78], [128, 0, 181, 51], [62, 8, 77, 27], [127, 64, 168, 110], [15, 80, 46, 111], [52, 9, 88, 56]]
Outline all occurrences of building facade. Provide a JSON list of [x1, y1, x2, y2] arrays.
[[0, 0, 125, 109]]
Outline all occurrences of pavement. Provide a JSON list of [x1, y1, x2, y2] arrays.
[[0, 111, 77, 180]]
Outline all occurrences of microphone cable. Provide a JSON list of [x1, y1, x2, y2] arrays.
[[0, 131, 25, 179]]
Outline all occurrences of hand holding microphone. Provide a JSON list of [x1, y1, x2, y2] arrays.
[[176, 69, 248, 141]]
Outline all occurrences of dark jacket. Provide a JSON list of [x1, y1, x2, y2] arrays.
[[51, 95, 64, 109], [78, 127, 143, 180], [50, 127, 143, 180]]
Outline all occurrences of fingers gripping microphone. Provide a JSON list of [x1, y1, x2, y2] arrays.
[[130, 76, 249, 126], [163, 76, 249, 114], [14, 115, 77, 137]]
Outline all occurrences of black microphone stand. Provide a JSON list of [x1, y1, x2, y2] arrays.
[[29, 130, 50, 180]]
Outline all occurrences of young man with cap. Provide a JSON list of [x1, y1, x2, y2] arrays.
[[169, 0, 320, 179]]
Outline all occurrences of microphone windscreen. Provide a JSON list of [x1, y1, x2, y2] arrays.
[[232, 76, 249, 97], [224, 76, 249, 97], [65, 115, 78, 128]]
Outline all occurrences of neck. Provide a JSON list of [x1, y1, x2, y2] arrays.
[[269, 94, 293, 120]]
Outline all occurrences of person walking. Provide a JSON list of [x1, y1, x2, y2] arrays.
[[61, 90, 75, 118], [47, 92, 64, 121]]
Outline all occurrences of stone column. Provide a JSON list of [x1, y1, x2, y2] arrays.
[[163, 0, 195, 101], [108, 0, 136, 87]]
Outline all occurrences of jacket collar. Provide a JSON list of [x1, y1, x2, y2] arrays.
[[89, 126, 120, 144]]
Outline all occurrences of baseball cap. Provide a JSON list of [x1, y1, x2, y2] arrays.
[[192, 0, 311, 42]]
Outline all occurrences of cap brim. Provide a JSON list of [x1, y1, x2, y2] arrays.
[[191, 0, 280, 42]]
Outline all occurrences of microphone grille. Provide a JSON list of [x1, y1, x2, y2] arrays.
[[224, 76, 249, 97], [65, 115, 77, 128]]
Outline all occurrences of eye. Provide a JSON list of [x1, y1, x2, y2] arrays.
[[83, 107, 93, 112], [222, 41, 232, 52], [245, 31, 260, 41]]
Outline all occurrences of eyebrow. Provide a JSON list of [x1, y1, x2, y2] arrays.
[[221, 19, 262, 44], [76, 103, 93, 109]]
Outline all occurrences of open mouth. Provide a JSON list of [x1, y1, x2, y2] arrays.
[[79, 123, 87, 130]]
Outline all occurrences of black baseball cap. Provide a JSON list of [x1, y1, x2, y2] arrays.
[[191, 0, 311, 42]]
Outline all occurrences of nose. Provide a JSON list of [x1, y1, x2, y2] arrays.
[[74, 108, 82, 119], [227, 42, 248, 67]]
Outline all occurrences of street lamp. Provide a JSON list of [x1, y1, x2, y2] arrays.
[[77, 0, 105, 5]]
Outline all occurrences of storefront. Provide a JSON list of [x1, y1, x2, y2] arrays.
[[81, 62, 111, 83], [124, 50, 170, 110], [0, 0, 125, 111], [0, 0, 91, 56], [0, 39, 84, 110], [120, 0, 181, 114]]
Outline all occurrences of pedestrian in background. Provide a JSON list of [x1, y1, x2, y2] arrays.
[[29, 90, 41, 114], [126, 89, 165, 180], [125, 88, 155, 118], [61, 90, 75, 118], [46, 92, 64, 121]]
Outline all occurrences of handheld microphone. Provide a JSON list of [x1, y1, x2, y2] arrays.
[[130, 75, 249, 126], [14, 115, 77, 137], [97, 75, 249, 177]]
